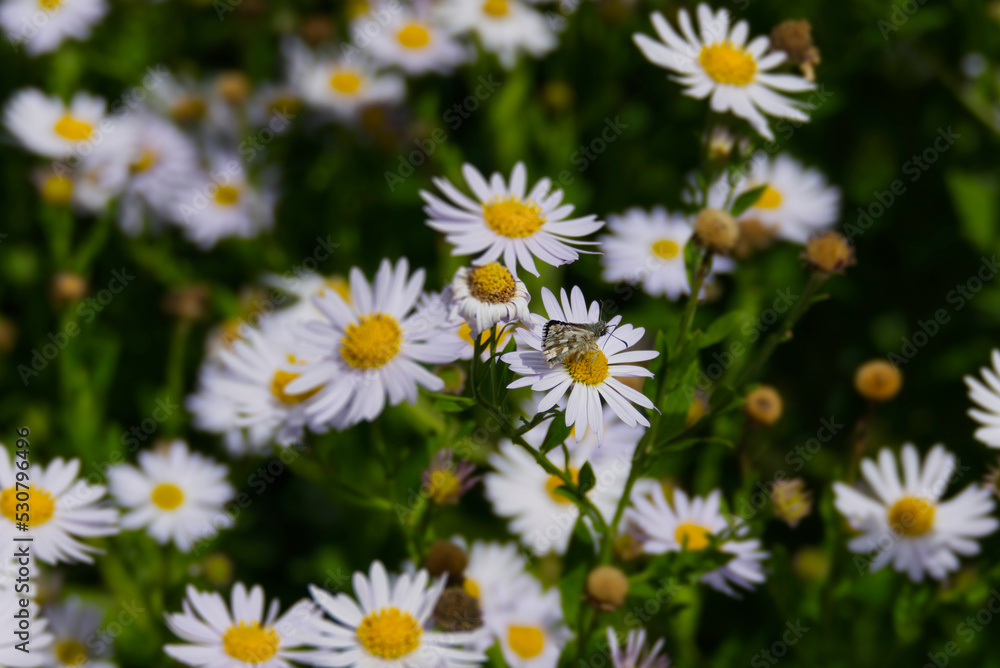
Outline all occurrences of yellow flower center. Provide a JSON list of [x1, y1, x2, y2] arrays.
[[214, 185, 240, 206], [699, 41, 757, 86], [462, 577, 481, 599], [317, 276, 351, 302], [427, 470, 461, 504], [0, 485, 55, 527], [330, 72, 363, 94], [53, 115, 93, 141], [151, 483, 184, 510], [545, 469, 580, 504], [467, 263, 518, 304], [222, 621, 280, 663], [674, 522, 711, 550], [397, 24, 431, 49], [172, 97, 206, 122], [268, 96, 301, 116], [887, 496, 936, 537], [340, 313, 403, 369], [357, 608, 422, 659], [271, 354, 321, 404], [650, 239, 680, 259], [130, 149, 158, 173], [54, 640, 87, 666], [482, 196, 546, 238], [565, 350, 609, 386], [38, 0, 62, 10], [508, 625, 545, 659], [41, 175, 73, 205], [483, 0, 509, 17], [754, 185, 782, 209]]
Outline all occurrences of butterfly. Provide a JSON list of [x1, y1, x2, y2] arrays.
[[542, 320, 611, 367]]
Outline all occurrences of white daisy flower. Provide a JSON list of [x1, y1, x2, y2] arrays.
[[289, 38, 405, 121], [487, 578, 570, 668], [484, 408, 643, 555], [302, 560, 485, 667], [599, 206, 731, 300], [187, 318, 326, 456], [42, 597, 115, 668], [833, 444, 999, 582], [0, 446, 118, 565], [164, 582, 318, 668], [633, 4, 815, 141], [1, 0, 107, 56], [3, 89, 105, 158], [422, 162, 603, 277], [365, 4, 471, 75], [178, 154, 276, 250], [607, 627, 670, 668], [707, 154, 841, 244], [108, 440, 235, 552], [412, 289, 516, 363], [0, 590, 51, 666], [437, 0, 557, 69], [246, 85, 300, 132], [964, 349, 1000, 448], [501, 286, 658, 444], [283, 258, 465, 431], [455, 540, 531, 628], [627, 486, 769, 597], [450, 263, 531, 335]]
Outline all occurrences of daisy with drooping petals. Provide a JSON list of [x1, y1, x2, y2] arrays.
[[501, 286, 658, 444], [965, 349, 1000, 448], [0, 446, 118, 565], [164, 582, 317, 668], [412, 289, 516, 363], [302, 560, 485, 667], [707, 154, 841, 244], [284, 258, 465, 431], [633, 4, 814, 141], [42, 598, 115, 668], [365, 3, 470, 74], [422, 162, 603, 277], [0, 0, 107, 56], [450, 263, 531, 335], [108, 440, 235, 552], [187, 318, 327, 456], [3, 89, 106, 158], [599, 207, 731, 300], [437, 0, 557, 69], [627, 486, 769, 597], [607, 627, 671, 668], [487, 577, 570, 668], [288, 38, 405, 121], [484, 407, 643, 555], [833, 444, 999, 582]]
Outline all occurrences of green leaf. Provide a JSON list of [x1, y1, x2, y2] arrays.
[[558, 563, 587, 627], [540, 414, 573, 453], [656, 436, 733, 453], [730, 184, 769, 217], [577, 462, 596, 495], [946, 170, 998, 252], [699, 311, 744, 348], [427, 393, 476, 413]]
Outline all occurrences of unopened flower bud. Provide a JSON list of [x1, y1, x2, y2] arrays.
[[694, 208, 739, 254], [744, 385, 783, 425], [586, 565, 629, 610], [854, 359, 902, 402], [803, 232, 854, 274]]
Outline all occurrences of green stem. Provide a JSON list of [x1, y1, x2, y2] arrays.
[[675, 250, 712, 349]]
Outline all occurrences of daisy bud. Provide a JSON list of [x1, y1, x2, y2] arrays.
[[424, 541, 468, 585], [744, 385, 783, 425], [423, 449, 478, 505], [300, 15, 334, 44], [854, 359, 902, 402], [770, 478, 813, 528], [50, 272, 88, 304], [586, 565, 629, 610], [38, 173, 73, 206], [803, 232, 854, 274], [0, 317, 16, 354], [694, 208, 739, 254], [171, 96, 207, 123], [202, 553, 234, 586], [734, 218, 778, 257], [162, 285, 210, 321], [216, 72, 251, 105], [433, 588, 483, 632], [770, 20, 821, 81], [792, 546, 830, 581]]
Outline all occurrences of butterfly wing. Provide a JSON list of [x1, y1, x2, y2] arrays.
[[543, 320, 589, 367]]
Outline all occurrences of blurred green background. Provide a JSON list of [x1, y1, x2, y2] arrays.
[[3, 0, 1000, 666]]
